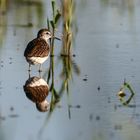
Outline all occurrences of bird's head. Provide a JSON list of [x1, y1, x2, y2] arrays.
[[36, 100, 50, 112], [37, 28, 52, 42]]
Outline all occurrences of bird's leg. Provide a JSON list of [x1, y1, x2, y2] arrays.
[[39, 70, 42, 78], [28, 70, 31, 79], [28, 64, 31, 72], [38, 64, 42, 73]]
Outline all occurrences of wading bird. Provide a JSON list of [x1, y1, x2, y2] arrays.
[[24, 28, 60, 72]]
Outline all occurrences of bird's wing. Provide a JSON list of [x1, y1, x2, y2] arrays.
[[24, 38, 50, 57], [24, 85, 49, 103]]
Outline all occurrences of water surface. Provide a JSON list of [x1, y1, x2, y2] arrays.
[[1, 0, 140, 140]]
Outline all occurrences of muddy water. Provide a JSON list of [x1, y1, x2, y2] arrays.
[[1, 0, 140, 140]]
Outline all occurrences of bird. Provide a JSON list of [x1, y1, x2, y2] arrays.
[[24, 28, 52, 72], [23, 76, 50, 112]]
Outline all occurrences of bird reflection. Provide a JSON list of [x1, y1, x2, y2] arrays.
[[23, 74, 49, 112]]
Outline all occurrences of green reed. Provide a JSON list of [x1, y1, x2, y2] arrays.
[[47, 0, 61, 111], [46, 0, 80, 113], [57, 0, 80, 118], [0, 0, 7, 46], [59, 56, 80, 96], [59, 56, 80, 119], [61, 0, 75, 56], [0, 0, 7, 13], [47, 0, 76, 56], [38, 1, 80, 135], [47, 0, 61, 56]]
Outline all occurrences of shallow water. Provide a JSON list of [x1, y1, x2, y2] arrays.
[[1, 0, 140, 140]]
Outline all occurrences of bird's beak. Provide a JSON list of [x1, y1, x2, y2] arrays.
[[53, 36, 61, 40]]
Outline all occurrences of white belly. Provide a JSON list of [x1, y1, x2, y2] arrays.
[[29, 78, 49, 87], [27, 56, 49, 65]]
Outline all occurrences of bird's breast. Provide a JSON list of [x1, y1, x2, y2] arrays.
[[26, 55, 49, 65]]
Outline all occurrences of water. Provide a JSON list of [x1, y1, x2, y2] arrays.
[[1, 0, 140, 140]]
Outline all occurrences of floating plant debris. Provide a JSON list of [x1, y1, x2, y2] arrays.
[[118, 90, 126, 98], [10, 106, 14, 111], [95, 115, 100, 121], [114, 124, 122, 130], [89, 114, 93, 121], [117, 80, 135, 105], [8, 114, 19, 118], [72, 54, 76, 57], [97, 86, 100, 91], [83, 74, 88, 81], [83, 78, 87, 81], [0, 116, 6, 120]]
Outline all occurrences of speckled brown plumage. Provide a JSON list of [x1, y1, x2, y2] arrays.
[[24, 38, 50, 58], [23, 77, 49, 103]]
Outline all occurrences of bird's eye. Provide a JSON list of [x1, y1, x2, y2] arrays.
[[46, 32, 50, 35]]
